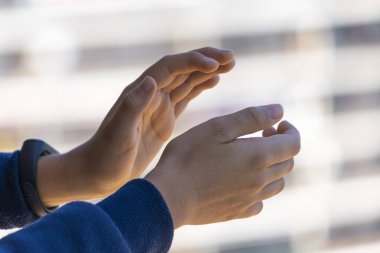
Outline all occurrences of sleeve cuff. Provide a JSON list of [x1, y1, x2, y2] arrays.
[[98, 179, 174, 253], [0, 151, 38, 229]]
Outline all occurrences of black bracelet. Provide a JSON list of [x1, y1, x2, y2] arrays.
[[20, 139, 59, 217]]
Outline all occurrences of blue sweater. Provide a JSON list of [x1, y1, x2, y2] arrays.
[[0, 152, 174, 252]]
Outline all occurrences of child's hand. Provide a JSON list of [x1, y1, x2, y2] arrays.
[[146, 105, 301, 228], [95, 47, 235, 179], [37, 48, 235, 205]]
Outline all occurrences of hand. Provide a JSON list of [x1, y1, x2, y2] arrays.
[[37, 48, 235, 206], [145, 104, 301, 228]]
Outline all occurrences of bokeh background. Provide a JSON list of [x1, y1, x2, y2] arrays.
[[1, 0, 380, 252]]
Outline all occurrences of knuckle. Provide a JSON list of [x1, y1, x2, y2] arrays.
[[251, 176, 266, 190], [158, 55, 173, 72], [251, 150, 271, 170], [295, 140, 302, 155], [202, 46, 214, 51], [291, 136, 301, 156], [121, 93, 137, 111], [160, 55, 171, 63], [219, 61, 235, 73], [208, 117, 230, 141], [288, 158, 295, 172], [185, 51, 203, 70], [251, 201, 264, 216], [188, 51, 201, 61], [249, 181, 260, 192], [277, 178, 286, 193], [245, 107, 262, 127], [159, 54, 177, 75]]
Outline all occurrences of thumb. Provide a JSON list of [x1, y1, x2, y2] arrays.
[[122, 76, 157, 115], [101, 76, 157, 142], [209, 104, 283, 143]]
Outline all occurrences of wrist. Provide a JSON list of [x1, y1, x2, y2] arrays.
[[145, 167, 189, 229], [37, 148, 106, 207], [20, 140, 60, 216], [76, 137, 132, 195], [37, 154, 69, 207]]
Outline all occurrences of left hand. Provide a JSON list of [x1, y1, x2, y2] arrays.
[[37, 47, 235, 206]]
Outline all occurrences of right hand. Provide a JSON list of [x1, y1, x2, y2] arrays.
[[145, 104, 301, 228]]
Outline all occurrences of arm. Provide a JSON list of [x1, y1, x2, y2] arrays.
[[35, 47, 235, 207], [1, 48, 233, 226], [0, 104, 300, 253], [0, 180, 173, 253]]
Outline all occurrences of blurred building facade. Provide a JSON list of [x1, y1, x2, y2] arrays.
[[0, 0, 380, 252]]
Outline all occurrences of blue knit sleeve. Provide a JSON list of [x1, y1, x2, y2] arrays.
[[0, 179, 174, 253], [0, 152, 37, 229], [98, 179, 174, 252]]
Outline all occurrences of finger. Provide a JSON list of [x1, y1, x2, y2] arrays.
[[174, 75, 220, 117], [104, 48, 231, 123], [263, 158, 294, 184], [216, 59, 236, 73], [163, 74, 190, 91], [98, 76, 156, 132], [259, 121, 301, 164], [260, 178, 286, 200], [207, 104, 284, 143], [238, 201, 264, 219], [277, 120, 297, 135], [191, 47, 235, 65], [170, 61, 235, 102], [101, 76, 157, 146], [262, 127, 277, 137], [165, 48, 235, 91], [138, 51, 220, 88], [166, 59, 235, 92]]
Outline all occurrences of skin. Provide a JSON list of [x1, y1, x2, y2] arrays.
[[35, 48, 301, 230], [145, 105, 301, 228], [37, 47, 236, 206]]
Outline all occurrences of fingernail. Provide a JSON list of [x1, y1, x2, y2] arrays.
[[141, 76, 154, 94], [267, 104, 283, 120]]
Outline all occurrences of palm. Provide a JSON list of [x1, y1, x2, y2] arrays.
[[122, 48, 235, 178], [135, 92, 176, 176]]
